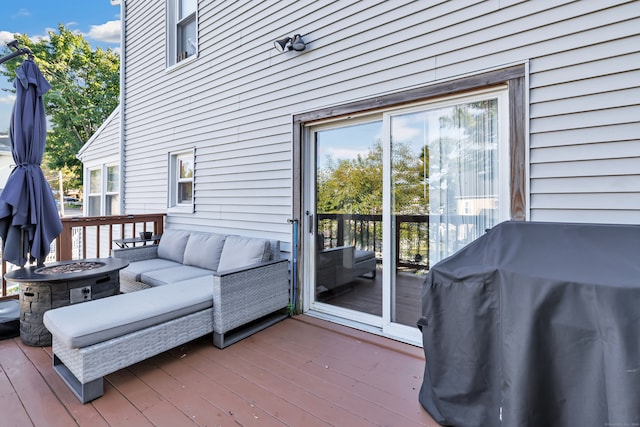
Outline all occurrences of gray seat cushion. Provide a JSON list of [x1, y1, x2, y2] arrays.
[[354, 249, 375, 261], [120, 258, 182, 283], [43, 277, 213, 349], [140, 265, 213, 287]]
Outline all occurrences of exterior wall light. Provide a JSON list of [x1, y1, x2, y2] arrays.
[[274, 34, 306, 52]]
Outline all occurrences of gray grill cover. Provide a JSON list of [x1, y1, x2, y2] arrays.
[[418, 221, 640, 427]]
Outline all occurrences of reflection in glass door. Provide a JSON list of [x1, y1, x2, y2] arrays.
[[313, 120, 383, 321], [388, 94, 505, 328]]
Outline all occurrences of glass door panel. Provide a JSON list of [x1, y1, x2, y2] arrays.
[[313, 120, 383, 319], [389, 97, 501, 327]]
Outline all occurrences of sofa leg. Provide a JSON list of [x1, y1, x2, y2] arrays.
[[53, 354, 104, 403], [360, 269, 376, 279], [213, 311, 288, 349], [213, 332, 225, 349]]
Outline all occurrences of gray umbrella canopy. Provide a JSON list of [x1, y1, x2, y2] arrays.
[[0, 59, 62, 267]]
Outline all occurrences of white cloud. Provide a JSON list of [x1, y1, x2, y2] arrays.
[[30, 32, 50, 43], [0, 31, 16, 45], [391, 116, 422, 141], [326, 147, 368, 161], [86, 20, 121, 44], [0, 94, 16, 105], [13, 8, 31, 18]]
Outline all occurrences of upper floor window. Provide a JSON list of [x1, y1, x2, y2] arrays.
[[168, 150, 194, 212], [167, 0, 198, 67]]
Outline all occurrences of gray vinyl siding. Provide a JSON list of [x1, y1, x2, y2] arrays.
[[77, 108, 119, 164], [121, 0, 640, 248]]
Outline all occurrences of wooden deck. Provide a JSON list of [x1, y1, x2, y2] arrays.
[[317, 268, 424, 327], [0, 315, 440, 426]]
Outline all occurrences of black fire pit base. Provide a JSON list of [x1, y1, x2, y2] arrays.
[[5, 258, 128, 346]]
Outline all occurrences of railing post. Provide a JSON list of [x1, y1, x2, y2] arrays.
[[57, 220, 75, 261], [1, 260, 6, 297], [395, 215, 401, 270]]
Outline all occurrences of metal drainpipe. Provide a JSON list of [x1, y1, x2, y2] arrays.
[[288, 219, 299, 315], [116, 0, 126, 215]]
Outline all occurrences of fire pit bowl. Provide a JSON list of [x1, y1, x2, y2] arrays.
[[4, 258, 129, 346], [35, 260, 106, 276]]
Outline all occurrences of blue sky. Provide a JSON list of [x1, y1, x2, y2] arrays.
[[0, 1, 121, 132]]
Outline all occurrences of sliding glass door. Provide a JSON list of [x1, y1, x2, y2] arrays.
[[305, 88, 509, 344]]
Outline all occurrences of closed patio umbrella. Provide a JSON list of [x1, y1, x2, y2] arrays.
[[0, 58, 62, 266]]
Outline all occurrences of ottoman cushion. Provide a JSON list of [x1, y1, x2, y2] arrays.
[[43, 277, 213, 348]]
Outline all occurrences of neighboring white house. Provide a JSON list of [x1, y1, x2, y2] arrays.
[[77, 108, 120, 217], [0, 134, 14, 191], [84, 0, 640, 345]]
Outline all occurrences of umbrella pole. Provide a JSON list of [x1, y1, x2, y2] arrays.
[[0, 40, 33, 65]]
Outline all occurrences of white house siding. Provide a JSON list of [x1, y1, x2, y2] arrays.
[[77, 108, 122, 257], [120, 0, 640, 251], [77, 108, 120, 165]]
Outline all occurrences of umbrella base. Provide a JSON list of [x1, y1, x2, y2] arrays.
[[0, 300, 20, 340]]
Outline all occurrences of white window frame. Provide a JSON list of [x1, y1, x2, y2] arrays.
[[105, 164, 120, 215], [166, 0, 198, 69], [85, 162, 120, 216], [87, 167, 102, 217], [168, 149, 195, 213]]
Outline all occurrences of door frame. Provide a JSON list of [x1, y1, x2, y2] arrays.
[[292, 64, 527, 343]]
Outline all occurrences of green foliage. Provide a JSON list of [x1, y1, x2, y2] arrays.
[[316, 139, 429, 216], [0, 25, 120, 189], [317, 141, 383, 215]]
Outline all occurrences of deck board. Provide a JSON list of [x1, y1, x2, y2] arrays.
[[0, 363, 33, 426], [0, 340, 76, 427], [0, 315, 439, 427]]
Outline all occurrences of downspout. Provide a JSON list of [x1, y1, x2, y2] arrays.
[[287, 219, 298, 316], [113, 0, 126, 214]]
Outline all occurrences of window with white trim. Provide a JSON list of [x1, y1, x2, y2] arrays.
[[105, 165, 119, 215], [87, 168, 102, 216], [168, 150, 194, 211], [86, 164, 120, 216], [166, 0, 198, 67]]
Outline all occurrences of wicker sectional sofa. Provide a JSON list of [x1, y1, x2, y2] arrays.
[[43, 229, 289, 403]]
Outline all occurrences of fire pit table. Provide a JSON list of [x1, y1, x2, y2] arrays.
[[5, 258, 129, 346]]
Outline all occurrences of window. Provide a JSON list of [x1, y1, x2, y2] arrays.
[[167, 0, 198, 67], [88, 168, 102, 216], [169, 150, 194, 211], [105, 165, 119, 215], [86, 164, 120, 216]]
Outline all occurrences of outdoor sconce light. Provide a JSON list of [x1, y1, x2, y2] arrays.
[[274, 34, 306, 52]]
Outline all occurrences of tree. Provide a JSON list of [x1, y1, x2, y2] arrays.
[[317, 141, 384, 215], [316, 139, 427, 216], [0, 25, 119, 189]]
